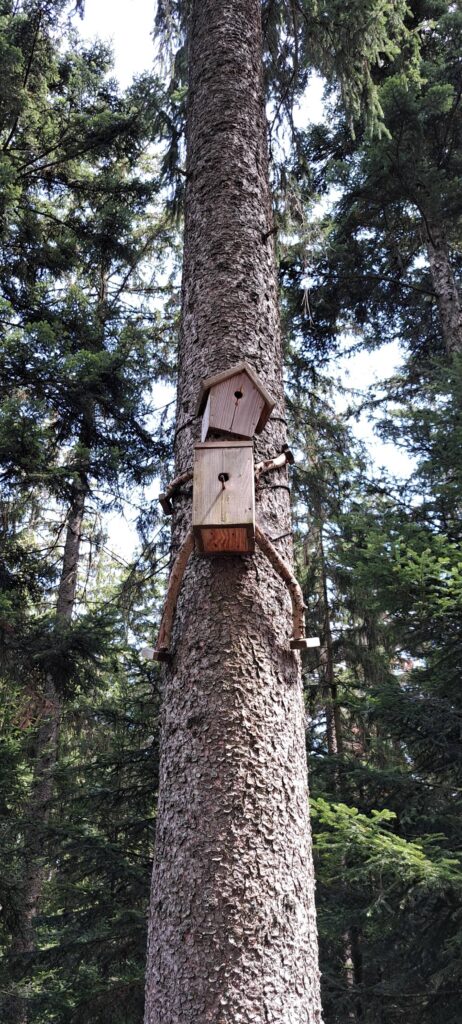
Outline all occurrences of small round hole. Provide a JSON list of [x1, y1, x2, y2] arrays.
[[234, 390, 243, 400]]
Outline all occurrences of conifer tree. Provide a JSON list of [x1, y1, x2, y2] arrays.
[[302, 0, 462, 360], [144, 2, 323, 1020], [144, 0, 416, 1020], [0, 3, 174, 1019]]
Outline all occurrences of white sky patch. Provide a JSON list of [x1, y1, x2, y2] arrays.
[[294, 74, 325, 128], [79, 0, 157, 85], [338, 341, 415, 480]]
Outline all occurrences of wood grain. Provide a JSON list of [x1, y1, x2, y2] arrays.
[[208, 372, 264, 438], [198, 525, 254, 553], [200, 393, 211, 442], [193, 441, 255, 553], [196, 359, 276, 432]]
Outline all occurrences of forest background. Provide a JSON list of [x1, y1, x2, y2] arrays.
[[0, 1, 461, 1022]]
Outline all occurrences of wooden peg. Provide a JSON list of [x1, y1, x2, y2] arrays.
[[158, 470, 194, 517], [159, 493, 173, 516], [254, 449, 295, 484], [290, 637, 320, 651]]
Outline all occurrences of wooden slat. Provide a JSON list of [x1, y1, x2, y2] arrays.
[[193, 441, 255, 554], [194, 440, 252, 449], [198, 526, 254, 554], [196, 361, 276, 435], [208, 373, 263, 439], [200, 393, 211, 442]]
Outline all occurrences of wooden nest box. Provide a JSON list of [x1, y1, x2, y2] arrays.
[[193, 440, 255, 554], [196, 361, 275, 442]]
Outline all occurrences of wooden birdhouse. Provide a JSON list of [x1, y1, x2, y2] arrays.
[[192, 440, 255, 554], [196, 361, 275, 442]]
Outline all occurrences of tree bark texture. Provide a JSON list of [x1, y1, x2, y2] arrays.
[[425, 221, 462, 355], [144, 3, 322, 1022]]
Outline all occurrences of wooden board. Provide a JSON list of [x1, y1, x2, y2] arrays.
[[207, 372, 264, 439], [201, 393, 211, 442], [196, 361, 276, 435], [198, 526, 254, 554], [193, 441, 255, 554]]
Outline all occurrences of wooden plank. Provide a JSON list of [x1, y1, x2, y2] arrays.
[[194, 440, 253, 449], [198, 526, 255, 554], [201, 393, 211, 442], [193, 442, 255, 554], [289, 636, 321, 650], [196, 361, 276, 434], [208, 373, 264, 439], [193, 442, 254, 530]]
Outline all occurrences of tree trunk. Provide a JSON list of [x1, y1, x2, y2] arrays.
[[314, 522, 342, 758], [344, 926, 363, 1020], [9, 483, 86, 1024], [144, 3, 322, 1022], [425, 221, 462, 355]]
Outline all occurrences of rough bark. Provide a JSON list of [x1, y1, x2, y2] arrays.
[[144, 2, 322, 1022], [344, 926, 363, 1020], [425, 221, 462, 355], [9, 484, 86, 1024], [55, 485, 86, 620]]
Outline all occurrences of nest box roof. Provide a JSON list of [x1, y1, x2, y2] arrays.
[[196, 361, 276, 434]]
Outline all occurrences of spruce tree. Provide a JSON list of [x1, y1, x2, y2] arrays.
[[144, 0, 416, 1019], [0, 3, 174, 1019], [302, 0, 462, 360], [144, 2, 323, 1020]]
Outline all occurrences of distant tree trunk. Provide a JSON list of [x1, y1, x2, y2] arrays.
[[344, 925, 363, 1020], [9, 482, 86, 1024], [144, 2, 323, 1022], [424, 221, 462, 355], [314, 522, 342, 758], [308, 505, 365, 1019]]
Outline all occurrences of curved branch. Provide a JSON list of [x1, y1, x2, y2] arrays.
[[255, 524, 306, 645], [154, 529, 195, 660], [159, 469, 194, 515]]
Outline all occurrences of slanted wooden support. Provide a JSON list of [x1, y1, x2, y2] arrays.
[[154, 529, 195, 660], [254, 524, 308, 649], [159, 470, 194, 516], [254, 448, 294, 484]]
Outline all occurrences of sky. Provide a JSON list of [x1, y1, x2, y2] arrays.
[[76, 1, 414, 557], [79, 0, 157, 86]]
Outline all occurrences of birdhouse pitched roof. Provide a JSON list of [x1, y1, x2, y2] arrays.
[[196, 361, 276, 434]]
